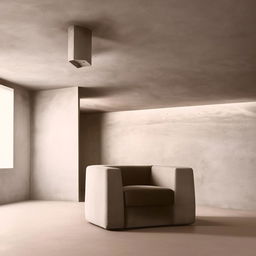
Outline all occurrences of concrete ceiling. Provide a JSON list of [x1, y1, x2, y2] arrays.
[[1, 0, 256, 112]]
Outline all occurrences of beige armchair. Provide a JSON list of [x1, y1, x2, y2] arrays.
[[85, 165, 195, 230]]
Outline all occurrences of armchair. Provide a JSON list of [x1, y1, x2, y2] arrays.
[[85, 165, 195, 229]]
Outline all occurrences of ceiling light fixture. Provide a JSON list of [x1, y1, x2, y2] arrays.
[[68, 25, 92, 68]]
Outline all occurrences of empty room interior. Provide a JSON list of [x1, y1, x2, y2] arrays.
[[0, 0, 256, 255]]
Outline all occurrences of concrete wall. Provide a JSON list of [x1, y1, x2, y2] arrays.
[[80, 102, 256, 210], [31, 87, 79, 201], [79, 113, 102, 201], [0, 85, 31, 204]]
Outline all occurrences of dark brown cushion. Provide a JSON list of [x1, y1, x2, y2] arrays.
[[123, 185, 174, 207], [109, 166, 152, 186]]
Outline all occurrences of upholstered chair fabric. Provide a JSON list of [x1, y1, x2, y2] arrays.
[[85, 165, 195, 230], [123, 185, 174, 207], [114, 166, 152, 185]]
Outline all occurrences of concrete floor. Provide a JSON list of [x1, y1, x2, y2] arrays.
[[0, 201, 255, 256]]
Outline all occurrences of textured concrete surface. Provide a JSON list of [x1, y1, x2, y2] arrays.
[[31, 87, 79, 201], [79, 113, 102, 201], [0, 1, 256, 111], [80, 102, 256, 210], [0, 201, 255, 256], [0, 84, 31, 204]]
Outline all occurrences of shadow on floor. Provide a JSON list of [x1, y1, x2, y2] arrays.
[[127, 216, 256, 237]]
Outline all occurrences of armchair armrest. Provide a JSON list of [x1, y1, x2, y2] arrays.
[[151, 165, 195, 224], [85, 165, 124, 229]]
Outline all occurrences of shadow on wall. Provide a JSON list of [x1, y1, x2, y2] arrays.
[[128, 216, 256, 237], [79, 112, 103, 201]]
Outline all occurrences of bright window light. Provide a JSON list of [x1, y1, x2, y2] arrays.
[[0, 85, 14, 169]]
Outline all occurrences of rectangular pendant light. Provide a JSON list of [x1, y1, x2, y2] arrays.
[[68, 25, 92, 68]]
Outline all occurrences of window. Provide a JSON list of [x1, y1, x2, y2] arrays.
[[0, 85, 14, 169]]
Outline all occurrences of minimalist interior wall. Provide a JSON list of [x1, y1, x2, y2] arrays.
[[79, 113, 102, 201], [80, 102, 256, 210], [0, 85, 31, 204], [31, 87, 79, 201]]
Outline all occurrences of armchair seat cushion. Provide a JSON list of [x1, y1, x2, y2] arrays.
[[123, 185, 174, 207]]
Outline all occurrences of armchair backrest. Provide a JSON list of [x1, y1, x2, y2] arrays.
[[108, 165, 152, 186]]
